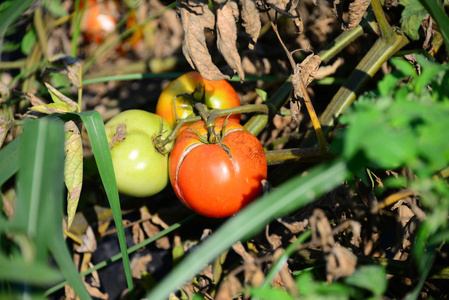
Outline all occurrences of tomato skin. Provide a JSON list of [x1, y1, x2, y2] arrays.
[[169, 119, 267, 218], [104, 110, 172, 197], [81, 0, 118, 44], [156, 71, 241, 128]]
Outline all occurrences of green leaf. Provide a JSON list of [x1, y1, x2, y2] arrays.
[[0, 136, 20, 187], [76, 111, 135, 297], [0, 0, 34, 38], [256, 88, 268, 102], [14, 117, 91, 299], [390, 57, 418, 78], [0, 254, 63, 285], [15, 118, 65, 259], [251, 287, 295, 300], [43, 0, 68, 17], [345, 266, 387, 296], [399, 0, 427, 40], [146, 159, 348, 300], [21, 27, 37, 55]]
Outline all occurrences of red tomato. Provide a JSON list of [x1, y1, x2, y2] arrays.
[[156, 71, 241, 129], [169, 118, 267, 218], [81, 0, 118, 44]]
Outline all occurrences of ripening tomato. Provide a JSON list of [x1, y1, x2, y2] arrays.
[[80, 0, 118, 44], [169, 118, 267, 218], [104, 110, 172, 197], [156, 71, 241, 129]]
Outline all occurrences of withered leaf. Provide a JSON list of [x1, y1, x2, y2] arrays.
[[0, 115, 11, 149], [45, 83, 78, 112], [44, 55, 82, 88], [298, 54, 322, 87], [326, 244, 357, 281], [265, 0, 300, 17], [239, 0, 261, 49], [215, 274, 242, 300], [344, 0, 371, 30], [179, 0, 227, 80], [216, 1, 245, 80], [65, 120, 83, 229], [310, 209, 335, 252], [76, 226, 97, 253], [0, 81, 9, 103]]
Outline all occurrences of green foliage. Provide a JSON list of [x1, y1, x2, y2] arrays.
[[334, 56, 449, 180], [333, 54, 449, 298], [21, 28, 37, 55], [251, 266, 388, 300], [399, 0, 427, 40]]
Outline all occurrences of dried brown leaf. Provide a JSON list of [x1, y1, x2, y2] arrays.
[[298, 54, 322, 87], [265, 0, 300, 17], [344, 0, 371, 30], [239, 0, 261, 49], [131, 254, 153, 279], [310, 209, 334, 252], [215, 274, 242, 300], [216, 1, 245, 80], [76, 226, 97, 253], [85, 283, 109, 299], [132, 222, 145, 245], [232, 242, 265, 287], [290, 54, 321, 122], [0, 115, 11, 148], [326, 244, 357, 281], [179, 0, 228, 80], [315, 57, 344, 80]]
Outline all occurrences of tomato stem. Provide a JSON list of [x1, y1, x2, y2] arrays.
[[265, 148, 336, 165]]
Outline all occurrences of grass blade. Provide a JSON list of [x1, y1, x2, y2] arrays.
[[0, 136, 20, 187], [15, 118, 65, 259], [76, 111, 135, 297], [13, 117, 89, 298], [0, 254, 63, 285], [0, 0, 34, 40], [146, 159, 348, 300]]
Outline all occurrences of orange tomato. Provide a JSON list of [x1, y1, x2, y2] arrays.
[[169, 118, 267, 218], [156, 71, 241, 129], [81, 0, 118, 44]]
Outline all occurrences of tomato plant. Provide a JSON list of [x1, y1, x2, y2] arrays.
[[156, 71, 241, 128], [80, 0, 119, 44], [104, 110, 172, 197], [169, 118, 267, 218]]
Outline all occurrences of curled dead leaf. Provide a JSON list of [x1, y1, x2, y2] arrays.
[[326, 244, 357, 281], [178, 0, 228, 80], [332, 0, 371, 30], [239, 0, 261, 49], [265, 0, 300, 18], [216, 1, 245, 80]]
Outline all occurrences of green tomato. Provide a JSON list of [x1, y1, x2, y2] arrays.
[[104, 110, 172, 197]]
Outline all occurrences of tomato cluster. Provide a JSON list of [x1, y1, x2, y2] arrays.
[[156, 71, 241, 128], [105, 72, 267, 217]]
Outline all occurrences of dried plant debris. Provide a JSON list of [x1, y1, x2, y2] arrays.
[[178, 0, 225, 80], [332, 0, 371, 30], [178, 0, 267, 80], [240, 0, 261, 49], [290, 54, 322, 122], [216, 1, 245, 79]]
